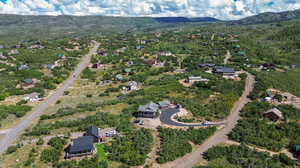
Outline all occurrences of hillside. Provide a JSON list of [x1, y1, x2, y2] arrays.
[[232, 9, 300, 25]]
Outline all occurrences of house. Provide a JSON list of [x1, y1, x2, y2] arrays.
[[85, 126, 100, 142], [145, 59, 156, 66], [295, 145, 300, 155], [99, 128, 117, 141], [45, 64, 55, 69], [65, 136, 95, 158], [137, 102, 160, 118], [260, 63, 276, 71], [263, 108, 283, 122], [24, 92, 40, 102], [187, 76, 209, 83], [158, 100, 171, 109], [8, 49, 19, 55], [213, 66, 235, 76], [115, 74, 123, 81], [18, 64, 29, 71], [123, 81, 139, 92], [58, 54, 66, 59], [157, 51, 172, 57], [23, 78, 34, 86], [199, 63, 216, 68], [124, 68, 132, 74]]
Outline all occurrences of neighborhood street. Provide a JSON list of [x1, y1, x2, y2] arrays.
[[0, 41, 100, 154], [160, 72, 255, 168]]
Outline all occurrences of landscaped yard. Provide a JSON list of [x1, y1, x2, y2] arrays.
[[95, 143, 107, 162]]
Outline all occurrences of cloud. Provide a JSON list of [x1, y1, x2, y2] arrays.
[[0, 0, 299, 20]]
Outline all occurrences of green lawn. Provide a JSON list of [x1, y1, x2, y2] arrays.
[[95, 143, 107, 162]]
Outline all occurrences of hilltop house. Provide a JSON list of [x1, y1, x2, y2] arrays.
[[213, 66, 235, 76], [137, 102, 160, 118], [24, 92, 40, 102], [263, 108, 283, 122]]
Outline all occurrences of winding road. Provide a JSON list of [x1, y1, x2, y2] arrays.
[[160, 72, 255, 168], [160, 108, 226, 127], [0, 41, 100, 154]]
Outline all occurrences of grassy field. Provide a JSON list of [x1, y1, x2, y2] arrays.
[[95, 144, 107, 162]]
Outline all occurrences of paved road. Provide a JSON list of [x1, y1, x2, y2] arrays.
[[0, 41, 100, 154], [160, 108, 226, 127], [160, 72, 255, 168]]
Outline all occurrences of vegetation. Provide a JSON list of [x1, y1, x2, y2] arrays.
[[229, 101, 300, 152], [106, 128, 153, 166], [202, 145, 297, 168], [157, 126, 216, 163]]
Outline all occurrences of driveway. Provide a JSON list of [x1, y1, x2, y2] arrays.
[[160, 108, 225, 127], [0, 41, 100, 154], [160, 72, 255, 168]]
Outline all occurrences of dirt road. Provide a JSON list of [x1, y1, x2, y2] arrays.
[[0, 41, 100, 154], [223, 50, 231, 64], [160, 72, 255, 168]]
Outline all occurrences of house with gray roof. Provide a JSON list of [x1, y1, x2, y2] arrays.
[[187, 76, 209, 83], [213, 66, 235, 76], [85, 126, 100, 142], [158, 100, 171, 109], [65, 136, 95, 158], [137, 102, 160, 118]]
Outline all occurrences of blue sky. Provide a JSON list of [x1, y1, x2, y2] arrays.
[[0, 0, 299, 20]]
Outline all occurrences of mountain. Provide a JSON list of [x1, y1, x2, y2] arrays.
[[154, 17, 219, 23], [232, 9, 300, 25]]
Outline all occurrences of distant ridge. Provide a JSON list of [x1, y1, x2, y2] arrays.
[[154, 17, 219, 23], [231, 9, 300, 25]]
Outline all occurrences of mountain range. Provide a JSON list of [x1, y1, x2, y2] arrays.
[[0, 9, 299, 43]]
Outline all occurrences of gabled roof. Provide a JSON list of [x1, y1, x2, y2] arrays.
[[86, 126, 99, 138], [264, 108, 283, 119], [26, 92, 40, 99], [138, 102, 159, 113], [214, 66, 235, 73], [68, 136, 94, 154], [158, 100, 171, 107], [23, 79, 34, 84]]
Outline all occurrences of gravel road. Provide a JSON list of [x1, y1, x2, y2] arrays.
[[0, 41, 100, 154]]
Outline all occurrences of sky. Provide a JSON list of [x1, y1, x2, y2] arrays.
[[0, 0, 299, 20]]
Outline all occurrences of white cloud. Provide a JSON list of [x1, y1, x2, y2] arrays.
[[0, 0, 299, 20]]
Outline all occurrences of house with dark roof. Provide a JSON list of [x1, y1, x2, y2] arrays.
[[22, 79, 35, 87], [137, 102, 160, 118], [263, 108, 283, 122], [65, 136, 95, 158], [85, 126, 100, 142], [198, 63, 216, 68], [213, 66, 235, 76]]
